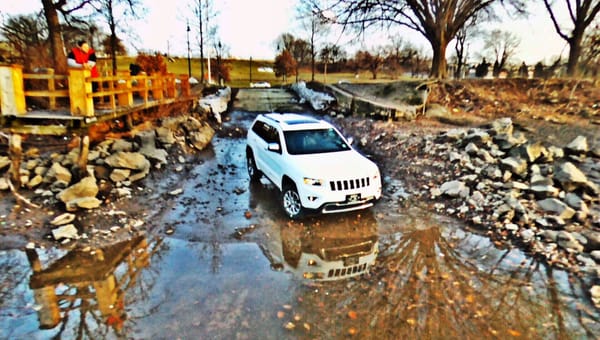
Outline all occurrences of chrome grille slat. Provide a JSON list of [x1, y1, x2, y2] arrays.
[[329, 177, 370, 192]]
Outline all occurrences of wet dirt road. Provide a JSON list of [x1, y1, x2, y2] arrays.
[[1, 89, 599, 339]]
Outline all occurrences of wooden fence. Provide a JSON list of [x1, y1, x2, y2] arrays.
[[0, 64, 193, 119]]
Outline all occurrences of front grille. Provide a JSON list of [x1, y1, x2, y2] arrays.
[[327, 263, 369, 278], [329, 177, 370, 191]]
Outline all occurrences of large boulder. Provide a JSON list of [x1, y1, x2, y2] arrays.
[[105, 151, 150, 172], [536, 198, 576, 220], [554, 162, 597, 193], [44, 162, 72, 184], [188, 124, 215, 151], [57, 176, 100, 211]]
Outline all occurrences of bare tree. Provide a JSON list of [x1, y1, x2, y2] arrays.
[[277, 33, 311, 82], [483, 29, 520, 77], [319, 0, 526, 79], [542, 0, 600, 77], [319, 43, 343, 82], [0, 14, 47, 70], [297, 2, 331, 82], [355, 49, 384, 79], [89, 0, 145, 75], [190, 0, 217, 83], [579, 22, 600, 77]]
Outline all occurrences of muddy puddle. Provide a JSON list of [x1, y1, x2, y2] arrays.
[[1, 100, 599, 338]]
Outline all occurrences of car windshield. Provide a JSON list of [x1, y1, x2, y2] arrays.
[[284, 128, 351, 155]]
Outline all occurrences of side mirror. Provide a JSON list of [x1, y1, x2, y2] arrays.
[[346, 137, 354, 145], [267, 142, 281, 152]]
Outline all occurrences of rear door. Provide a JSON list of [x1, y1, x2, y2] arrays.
[[250, 120, 282, 185]]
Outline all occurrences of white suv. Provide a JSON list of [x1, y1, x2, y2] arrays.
[[246, 113, 382, 218]]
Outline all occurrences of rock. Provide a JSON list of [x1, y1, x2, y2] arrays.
[[169, 188, 183, 196], [45, 162, 72, 184], [111, 139, 133, 152], [520, 229, 535, 242], [156, 127, 176, 145], [441, 129, 466, 141], [27, 175, 43, 189], [564, 193, 586, 210], [65, 197, 102, 211], [554, 162, 597, 193], [490, 117, 513, 136], [591, 250, 600, 262], [57, 176, 99, 206], [110, 168, 131, 182], [539, 230, 558, 242], [565, 135, 588, 154], [0, 178, 9, 191], [113, 187, 132, 197], [500, 156, 528, 177], [514, 142, 547, 163], [137, 130, 169, 164], [0, 156, 11, 171], [557, 231, 584, 253], [105, 152, 151, 172], [465, 142, 479, 155], [581, 230, 600, 251], [25, 159, 40, 171], [482, 165, 502, 180], [439, 180, 469, 198], [529, 184, 560, 198], [591, 286, 600, 307], [188, 124, 215, 151], [52, 224, 79, 240], [50, 213, 76, 226], [536, 198, 576, 220]]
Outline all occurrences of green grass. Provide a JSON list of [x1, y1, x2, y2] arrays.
[[98, 56, 410, 88]]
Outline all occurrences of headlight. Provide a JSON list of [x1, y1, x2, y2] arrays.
[[303, 177, 323, 186]]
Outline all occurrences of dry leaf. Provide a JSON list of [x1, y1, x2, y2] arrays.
[[348, 310, 358, 320], [277, 311, 285, 319]]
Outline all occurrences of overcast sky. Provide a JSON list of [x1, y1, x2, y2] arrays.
[[1, 0, 571, 65]]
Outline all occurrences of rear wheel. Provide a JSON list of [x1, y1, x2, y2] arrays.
[[247, 151, 262, 182], [282, 184, 303, 219]]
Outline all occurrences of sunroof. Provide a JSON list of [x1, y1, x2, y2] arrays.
[[285, 119, 319, 125]]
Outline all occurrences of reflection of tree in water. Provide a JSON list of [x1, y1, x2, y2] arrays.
[[20, 234, 168, 339], [279, 214, 600, 338]]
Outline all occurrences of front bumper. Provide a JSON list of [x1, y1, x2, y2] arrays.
[[298, 182, 382, 213]]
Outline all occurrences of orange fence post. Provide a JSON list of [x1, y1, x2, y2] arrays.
[[179, 75, 191, 97], [118, 77, 133, 107], [166, 74, 176, 98], [0, 64, 27, 116], [68, 68, 94, 117], [152, 76, 163, 100]]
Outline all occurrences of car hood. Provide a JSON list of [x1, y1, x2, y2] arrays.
[[289, 150, 379, 179]]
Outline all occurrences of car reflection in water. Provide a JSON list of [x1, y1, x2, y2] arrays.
[[262, 210, 379, 281]]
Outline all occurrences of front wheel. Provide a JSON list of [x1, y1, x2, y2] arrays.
[[247, 151, 262, 182], [282, 185, 303, 219]]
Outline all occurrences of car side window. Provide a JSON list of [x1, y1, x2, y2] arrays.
[[252, 120, 280, 145]]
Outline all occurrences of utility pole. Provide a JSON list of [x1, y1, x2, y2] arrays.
[[186, 21, 191, 77]]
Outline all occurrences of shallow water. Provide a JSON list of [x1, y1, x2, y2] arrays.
[[1, 94, 598, 339]]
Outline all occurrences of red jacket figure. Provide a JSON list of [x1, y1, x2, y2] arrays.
[[67, 40, 99, 77]]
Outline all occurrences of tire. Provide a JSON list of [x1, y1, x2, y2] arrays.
[[247, 151, 262, 182], [282, 184, 304, 219]]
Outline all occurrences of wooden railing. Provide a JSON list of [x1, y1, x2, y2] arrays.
[[0, 64, 193, 118]]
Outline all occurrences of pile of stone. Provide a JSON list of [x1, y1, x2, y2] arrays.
[[0, 116, 215, 217], [426, 118, 599, 273]]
